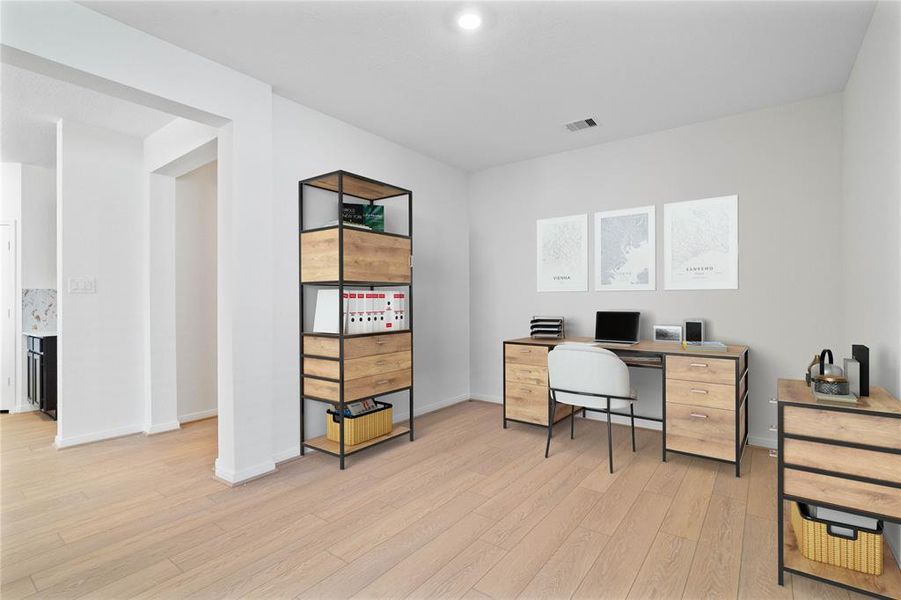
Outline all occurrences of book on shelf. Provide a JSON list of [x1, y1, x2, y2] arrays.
[[341, 204, 384, 232]]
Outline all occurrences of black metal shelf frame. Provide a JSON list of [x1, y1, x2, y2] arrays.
[[299, 171, 414, 469]]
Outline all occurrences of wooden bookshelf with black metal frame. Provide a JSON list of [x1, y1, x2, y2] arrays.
[[299, 170, 413, 469], [776, 379, 901, 599]]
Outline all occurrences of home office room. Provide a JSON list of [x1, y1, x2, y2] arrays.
[[0, 1, 898, 599]]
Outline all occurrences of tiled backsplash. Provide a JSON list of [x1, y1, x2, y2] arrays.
[[23, 288, 57, 332]]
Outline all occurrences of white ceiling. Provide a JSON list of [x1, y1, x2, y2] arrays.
[[1, 64, 175, 167], [82, 1, 874, 171]]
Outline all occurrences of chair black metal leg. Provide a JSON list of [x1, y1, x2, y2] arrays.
[[630, 403, 636, 452], [545, 394, 555, 459], [570, 405, 575, 439], [607, 398, 614, 474]]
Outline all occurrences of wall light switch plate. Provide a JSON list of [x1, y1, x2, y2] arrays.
[[68, 277, 96, 294]]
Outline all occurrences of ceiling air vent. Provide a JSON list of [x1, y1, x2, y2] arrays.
[[564, 117, 598, 132]]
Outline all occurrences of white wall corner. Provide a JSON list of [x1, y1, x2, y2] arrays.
[[144, 421, 181, 435], [747, 435, 777, 449], [214, 457, 276, 486], [179, 408, 218, 423], [469, 393, 502, 404]]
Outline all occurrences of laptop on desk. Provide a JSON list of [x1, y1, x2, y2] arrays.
[[594, 311, 640, 346]]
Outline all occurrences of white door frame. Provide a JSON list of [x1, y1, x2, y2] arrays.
[[0, 221, 22, 413]]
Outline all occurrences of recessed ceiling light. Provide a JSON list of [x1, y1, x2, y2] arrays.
[[457, 12, 482, 31]]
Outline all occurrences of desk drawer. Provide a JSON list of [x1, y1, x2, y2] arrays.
[[666, 379, 735, 411], [784, 468, 901, 520], [666, 355, 736, 385], [504, 344, 548, 367], [506, 382, 571, 426], [784, 439, 901, 485], [783, 406, 901, 450], [505, 362, 548, 387], [666, 402, 734, 461]]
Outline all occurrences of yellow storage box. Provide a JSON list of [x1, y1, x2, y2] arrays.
[[790, 502, 883, 575], [326, 401, 393, 446]]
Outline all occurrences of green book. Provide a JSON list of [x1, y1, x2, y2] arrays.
[[341, 204, 384, 232]]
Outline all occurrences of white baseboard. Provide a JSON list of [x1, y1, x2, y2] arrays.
[[469, 394, 501, 404], [12, 403, 38, 413], [747, 435, 776, 449], [179, 408, 217, 423], [144, 421, 181, 435], [214, 457, 276, 485], [271, 393, 472, 465], [55, 424, 144, 448]]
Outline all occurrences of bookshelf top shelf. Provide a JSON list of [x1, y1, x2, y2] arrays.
[[301, 171, 410, 201]]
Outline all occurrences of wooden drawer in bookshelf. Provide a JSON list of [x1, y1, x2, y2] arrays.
[[304, 332, 411, 360], [783, 438, 901, 485], [300, 228, 411, 283], [784, 468, 901, 520], [304, 369, 412, 403], [783, 406, 901, 450]]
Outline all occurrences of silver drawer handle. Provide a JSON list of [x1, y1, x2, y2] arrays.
[[769, 398, 777, 405], [376, 360, 386, 366], [769, 426, 778, 432], [769, 449, 778, 458], [690, 389, 709, 395], [376, 380, 389, 385], [689, 413, 708, 419], [375, 340, 386, 345], [690, 362, 709, 368]]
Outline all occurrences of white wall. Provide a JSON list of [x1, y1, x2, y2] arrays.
[[56, 120, 145, 446], [1, 164, 23, 412], [4, 1, 274, 482], [272, 95, 471, 461], [21, 164, 56, 289], [176, 161, 217, 422], [469, 95, 844, 448], [841, 0, 901, 569], [842, 1, 901, 398]]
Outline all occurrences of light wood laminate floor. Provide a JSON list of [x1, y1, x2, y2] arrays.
[[1, 401, 867, 599]]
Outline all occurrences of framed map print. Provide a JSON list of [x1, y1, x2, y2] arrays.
[[594, 206, 655, 291], [664, 195, 739, 290], [536, 214, 588, 292]]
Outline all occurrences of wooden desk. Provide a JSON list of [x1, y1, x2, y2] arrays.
[[502, 336, 750, 475], [776, 379, 901, 598]]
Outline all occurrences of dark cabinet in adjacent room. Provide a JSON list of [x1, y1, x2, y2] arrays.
[[25, 334, 57, 420]]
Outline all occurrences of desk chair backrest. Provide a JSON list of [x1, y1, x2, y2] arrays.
[[548, 344, 630, 410]]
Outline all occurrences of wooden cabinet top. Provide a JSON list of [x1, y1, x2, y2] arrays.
[[504, 336, 748, 359], [777, 378, 901, 416]]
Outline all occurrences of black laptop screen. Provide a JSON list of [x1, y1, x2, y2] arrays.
[[594, 311, 640, 343]]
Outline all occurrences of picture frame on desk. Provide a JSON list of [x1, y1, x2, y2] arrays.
[[653, 324, 682, 343]]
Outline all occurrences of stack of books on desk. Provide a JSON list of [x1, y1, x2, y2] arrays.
[[530, 316, 564, 339]]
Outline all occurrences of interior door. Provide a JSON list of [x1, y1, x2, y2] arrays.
[[0, 224, 15, 412]]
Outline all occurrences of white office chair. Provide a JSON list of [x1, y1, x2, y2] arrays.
[[545, 344, 638, 473]]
